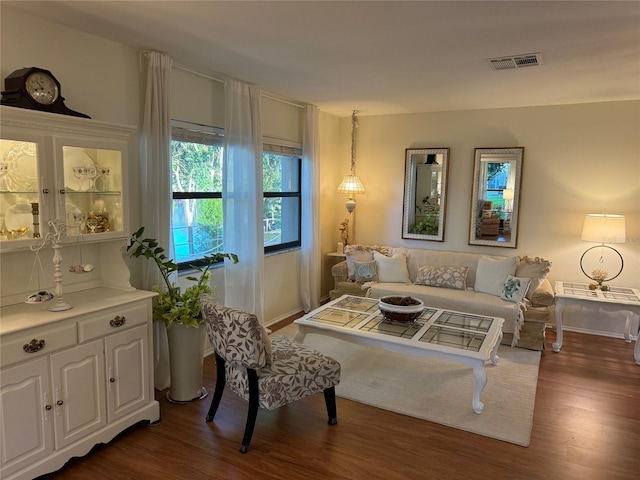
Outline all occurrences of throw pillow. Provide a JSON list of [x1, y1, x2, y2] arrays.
[[354, 260, 378, 283], [414, 265, 468, 290], [474, 255, 518, 296], [344, 245, 391, 281], [374, 251, 411, 283], [516, 255, 552, 301], [500, 274, 532, 304]]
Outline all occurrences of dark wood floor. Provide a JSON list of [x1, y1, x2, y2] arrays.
[[39, 328, 639, 480]]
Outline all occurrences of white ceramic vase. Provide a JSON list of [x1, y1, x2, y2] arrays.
[[166, 322, 207, 402]]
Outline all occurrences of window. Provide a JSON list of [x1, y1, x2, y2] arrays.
[[263, 149, 302, 253], [171, 121, 302, 268]]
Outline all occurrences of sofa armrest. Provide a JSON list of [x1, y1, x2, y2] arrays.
[[530, 278, 554, 307], [331, 260, 348, 288]]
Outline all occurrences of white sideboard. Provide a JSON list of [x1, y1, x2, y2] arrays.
[[0, 287, 160, 480]]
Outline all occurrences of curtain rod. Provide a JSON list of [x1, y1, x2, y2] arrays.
[[172, 62, 305, 110]]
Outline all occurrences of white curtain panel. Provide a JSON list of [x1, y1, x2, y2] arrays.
[[223, 79, 265, 322], [300, 105, 321, 312], [141, 51, 172, 390]]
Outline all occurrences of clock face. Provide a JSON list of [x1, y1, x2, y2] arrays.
[[25, 71, 59, 105]]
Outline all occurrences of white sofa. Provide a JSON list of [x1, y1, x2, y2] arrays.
[[330, 245, 554, 347]]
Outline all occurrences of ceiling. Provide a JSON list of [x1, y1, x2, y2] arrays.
[[5, 1, 640, 117]]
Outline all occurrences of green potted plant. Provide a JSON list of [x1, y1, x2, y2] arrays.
[[127, 226, 238, 402]]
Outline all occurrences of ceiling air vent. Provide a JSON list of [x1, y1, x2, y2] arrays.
[[486, 52, 543, 71]]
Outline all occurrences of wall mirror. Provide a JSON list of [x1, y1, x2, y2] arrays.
[[402, 148, 449, 242], [469, 147, 524, 248]]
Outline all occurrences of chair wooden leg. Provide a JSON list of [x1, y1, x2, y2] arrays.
[[240, 368, 260, 453], [206, 353, 226, 422], [324, 387, 338, 425]]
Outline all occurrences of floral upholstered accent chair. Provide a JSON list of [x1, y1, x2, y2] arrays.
[[200, 294, 341, 453]]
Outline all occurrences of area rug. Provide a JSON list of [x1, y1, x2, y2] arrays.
[[276, 324, 541, 447], [502, 321, 546, 351]]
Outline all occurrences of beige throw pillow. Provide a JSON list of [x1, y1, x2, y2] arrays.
[[373, 251, 411, 283], [344, 245, 391, 281], [516, 255, 552, 301], [474, 256, 518, 297], [415, 265, 468, 290]]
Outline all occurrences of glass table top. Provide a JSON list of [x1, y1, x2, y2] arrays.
[[301, 296, 501, 352], [557, 282, 640, 303]]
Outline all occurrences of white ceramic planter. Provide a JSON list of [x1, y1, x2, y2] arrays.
[[166, 322, 207, 402]]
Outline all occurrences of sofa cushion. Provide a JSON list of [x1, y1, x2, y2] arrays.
[[500, 274, 531, 304], [415, 265, 468, 290], [516, 256, 552, 301], [474, 255, 518, 296], [355, 260, 378, 283], [374, 251, 411, 283]]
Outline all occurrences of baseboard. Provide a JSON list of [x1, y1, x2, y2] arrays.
[[547, 323, 638, 341]]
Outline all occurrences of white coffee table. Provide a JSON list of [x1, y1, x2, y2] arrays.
[[294, 295, 504, 414], [554, 281, 640, 365]]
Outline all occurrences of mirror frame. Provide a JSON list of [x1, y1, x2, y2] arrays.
[[468, 147, 524, 248], [402, 147, 450, 242]]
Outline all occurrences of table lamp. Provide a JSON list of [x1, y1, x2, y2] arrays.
[[580, 213, 626, 291]]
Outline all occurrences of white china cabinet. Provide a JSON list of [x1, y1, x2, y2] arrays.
[[0, 107, 160, 480]]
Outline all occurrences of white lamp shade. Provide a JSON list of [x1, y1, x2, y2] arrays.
[[337, 174, 365, 195], [581, 214, 626, 244]]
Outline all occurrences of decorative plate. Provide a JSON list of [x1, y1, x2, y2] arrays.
[[4, 142, 38, 191]]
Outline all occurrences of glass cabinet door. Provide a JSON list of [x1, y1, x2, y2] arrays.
[[0, 139, 45, 241], [61, 145, 124, 237]]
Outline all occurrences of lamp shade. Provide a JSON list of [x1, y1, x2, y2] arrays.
[[581, 213, 626, 244], [502, 188, 514, 200], [337, 174, 365, 196]]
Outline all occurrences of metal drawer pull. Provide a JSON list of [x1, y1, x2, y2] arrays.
[[45, 404, 52, 411], [23, 339, 46, 353], [109, 315, 126, 327], [56, 400, 64, 406]]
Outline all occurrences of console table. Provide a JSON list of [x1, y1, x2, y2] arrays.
[[553, 281, 640, 365]]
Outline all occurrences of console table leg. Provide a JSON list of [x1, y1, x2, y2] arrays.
[[552, 301, 564, 353], [623, 311, 633, 343], [472, 365, 487, 414]]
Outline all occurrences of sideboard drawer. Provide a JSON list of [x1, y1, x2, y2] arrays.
[[78, 302, 148, 342], [1, 322, 77, 367]]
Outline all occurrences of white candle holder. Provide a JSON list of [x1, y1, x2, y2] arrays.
[[31, 219, 73, 312]]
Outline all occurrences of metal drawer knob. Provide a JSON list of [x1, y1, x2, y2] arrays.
[[109, 315, 126, 327], [23, 339, 46, 353]]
